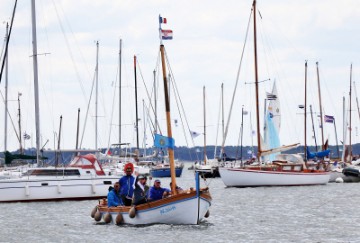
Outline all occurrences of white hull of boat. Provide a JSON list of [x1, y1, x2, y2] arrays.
[[0, 176, 119, 202], [219, 167, 330, 187], [96, 191, 211, 225]]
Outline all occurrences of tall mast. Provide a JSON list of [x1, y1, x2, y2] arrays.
[[252, 0, 261, 160], [4, 23, 9, 152], [304, 61, 308, 161], [342, 96, 346, 162], [31, 0, 41, 166], [119, 39, 122, 144], [134, 55, 139, 150], [316, 62, 325, 150], [221, 83, 224, 157], [17, 93, 23, 154], [76, 108, 80, 150], [55, 115, 62, 167], [203, 86, 207, 165], [309, 105, 318, 152], [160, 45, 177, 194], [95, 41, 99, 150], [349, 64, 353, 161]]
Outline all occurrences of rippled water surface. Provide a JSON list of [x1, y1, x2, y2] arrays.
[[1, 164, 360, 242]]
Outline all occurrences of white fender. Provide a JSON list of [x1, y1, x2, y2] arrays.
[[57, 183, 62, 194], [25, 184, 30, 196], [91, 182, 96, 194]]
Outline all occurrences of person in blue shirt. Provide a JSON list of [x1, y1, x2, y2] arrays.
[[107, 182, 123, 207], [119, 163, 136, 206], [148, 179, 170, 202]]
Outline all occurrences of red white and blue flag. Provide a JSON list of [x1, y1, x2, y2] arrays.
[[159, 16, 167, 24], [324, 115, 335, 123], [161, 29, 173, 40]]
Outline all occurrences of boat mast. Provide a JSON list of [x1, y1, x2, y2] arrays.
[[76, 108, 80, 151], [304, 61, 308, 161], [134, 55, 140, 150], [159, 45, 177, 194], [31, 0, 41, 166], [309, 105, 318, 152], [221, 83, 224, 158], [342, 96, 346, 162], [17, 93, 23, 154], [4, 23, 9, 152], [203, 86, 207, 165], [95, 41, 99, 150], [349, 64, 353, 162], [55, 115, 62, 167], [252, 0, 262, 160], [316, 62, 325, 150], [119, 39, 122, 144]]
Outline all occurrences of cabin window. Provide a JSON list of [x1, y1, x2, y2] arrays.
[[25, 169, 81, 176], [41, 183, 48, 186], [103, 181, 112, 185]]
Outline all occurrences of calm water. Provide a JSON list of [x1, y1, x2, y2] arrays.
[[1, 164, 360, 243]]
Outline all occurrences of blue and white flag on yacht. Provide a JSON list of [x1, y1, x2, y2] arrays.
[[154, 134, 175, 149]]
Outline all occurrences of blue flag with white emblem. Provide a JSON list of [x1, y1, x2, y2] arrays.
[[154, 134, 175, 149]]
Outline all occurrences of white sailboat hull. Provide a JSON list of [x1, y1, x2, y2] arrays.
[[95, 189, 211, 225], [0, 175, 119, 202], [219, 167, 330, 187]]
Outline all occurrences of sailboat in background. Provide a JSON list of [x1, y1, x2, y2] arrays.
[[194, 86, 220, 177], [219, 0, 330, 187], [91, 16, 211, 225], [0, 0, 120, 202]]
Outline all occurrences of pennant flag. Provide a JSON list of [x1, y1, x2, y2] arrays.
[[266, 92, 277, 100], [190, 130, 201, 139], [154, 134, 175, 149], [161, 29, 173, 40], [23, 133, 30, 140], [324, 115, 335, 123], [159, 16, 167, 24]]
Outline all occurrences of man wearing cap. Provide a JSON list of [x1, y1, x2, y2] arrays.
[[148, 179, 171, 202], [119, 163, 136, 206]]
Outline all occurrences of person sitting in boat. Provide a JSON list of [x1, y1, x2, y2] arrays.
[[148, 179, 171, 201], [132, 174, 150, 206], [107, 182, 123, 207], [169, 182, 184, 195], [119, 163, 136, 206]]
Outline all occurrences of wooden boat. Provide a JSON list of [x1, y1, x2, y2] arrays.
[[219, 0, 330, 187], [90, 19, 212, 225]]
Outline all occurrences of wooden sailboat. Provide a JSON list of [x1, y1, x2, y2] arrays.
[[219, 0, 330, 187], [91, 20, 211, 225]]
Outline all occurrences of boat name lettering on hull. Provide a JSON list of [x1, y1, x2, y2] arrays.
[[160, 205, 176, 215]]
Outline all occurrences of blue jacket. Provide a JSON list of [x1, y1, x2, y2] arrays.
[[119, 175, 135, 198], [107, 189, 123, 207], [149, 186, 170, 201]]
